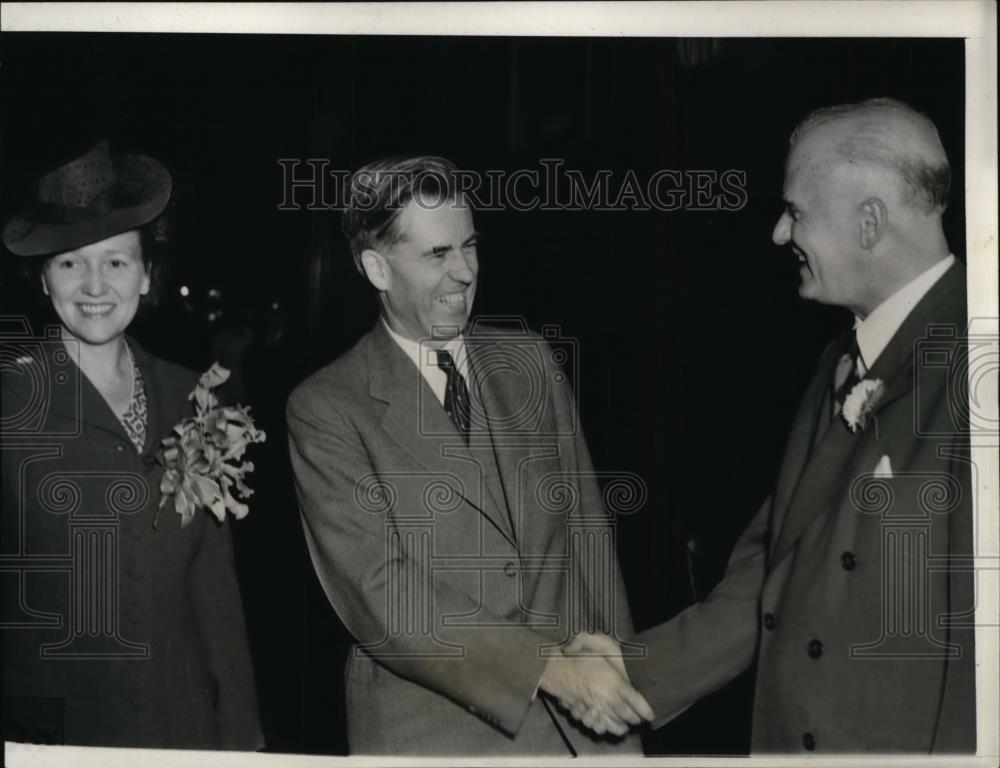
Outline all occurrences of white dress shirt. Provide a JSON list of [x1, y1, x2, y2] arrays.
[[854, 254, 956, 376], [382, 320, 470, 406]]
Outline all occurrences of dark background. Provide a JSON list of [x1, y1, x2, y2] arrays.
[[0, 34, 965, 755]]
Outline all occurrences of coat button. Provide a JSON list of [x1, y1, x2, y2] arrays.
[[116, 444, 125, 452], [763, 612, 776, 630], [803, 731, 816, 751], [504, 561, 517, 577], [807, 638, 824, 659], [841, 551, 856, 571]]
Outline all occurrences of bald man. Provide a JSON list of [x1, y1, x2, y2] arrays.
[[583, 98, 976, 753]]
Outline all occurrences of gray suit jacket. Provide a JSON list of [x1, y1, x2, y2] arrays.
[[288, 321, 641, 755]]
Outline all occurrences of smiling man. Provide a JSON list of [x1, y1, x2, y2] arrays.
[[580, 98, 976, 754], [287, 156, 650, 754]]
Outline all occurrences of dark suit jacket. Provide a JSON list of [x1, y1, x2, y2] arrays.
[[627, 262, 976, 753], [1, 334, 263, 750], [287, 321, 640, 755]]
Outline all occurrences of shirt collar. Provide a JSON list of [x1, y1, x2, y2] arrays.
[[855, 254, 955, 375], [381, 319, 469, 379]]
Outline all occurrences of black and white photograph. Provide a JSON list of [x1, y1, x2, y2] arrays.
[[1, 3, 997, 766]]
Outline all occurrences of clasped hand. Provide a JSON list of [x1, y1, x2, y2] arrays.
[[539, 632, 654, 736]]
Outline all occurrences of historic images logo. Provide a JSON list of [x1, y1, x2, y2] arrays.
[[277, 158, 748, 213]]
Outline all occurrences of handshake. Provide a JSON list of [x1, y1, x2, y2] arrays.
[[539, 633, 654, 736]]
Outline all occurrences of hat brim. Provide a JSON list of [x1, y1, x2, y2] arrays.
[[2, 154, 172, 258]]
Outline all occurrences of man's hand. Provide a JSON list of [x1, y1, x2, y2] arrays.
[[539, 633, 654, 736]]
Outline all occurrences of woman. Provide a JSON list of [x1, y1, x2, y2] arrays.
[[1, 142, 264, 750]]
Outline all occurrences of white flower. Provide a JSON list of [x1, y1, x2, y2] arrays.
[[156, 362, 265, 528], [842, 378, 885, 433]]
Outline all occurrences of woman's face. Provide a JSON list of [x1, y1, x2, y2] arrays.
[[42, 230, 150, 347]]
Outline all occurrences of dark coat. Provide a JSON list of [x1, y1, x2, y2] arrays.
[[627, 262, 976, 753], [288, 322, 640, 755], [1, 335, 263, 750]]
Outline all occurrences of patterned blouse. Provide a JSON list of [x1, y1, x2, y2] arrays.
[[119, 344, 148, 454]]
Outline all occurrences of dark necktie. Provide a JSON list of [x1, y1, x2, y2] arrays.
[[435, 350, 471, 441], [832, 333, 861, 413]]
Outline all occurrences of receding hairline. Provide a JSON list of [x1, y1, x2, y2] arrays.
[[342, 155, 464, 271], [787, 98, 951, 213]]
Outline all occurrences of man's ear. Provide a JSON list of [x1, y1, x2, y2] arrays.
[[360, 249, 390, 291], [40, 268, 50, 297], [859, 197, 888, 249]]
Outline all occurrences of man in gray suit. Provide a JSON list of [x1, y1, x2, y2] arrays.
[[579, 98, 976, 754], [288, 155, 652, 754]]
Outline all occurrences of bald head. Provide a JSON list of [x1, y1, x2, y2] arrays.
[[789, 98, 951, 217], [773, 98, 953, 318]]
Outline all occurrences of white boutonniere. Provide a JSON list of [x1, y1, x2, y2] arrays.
[[156, 362, 266, 527], [841, 378, 885, 434]]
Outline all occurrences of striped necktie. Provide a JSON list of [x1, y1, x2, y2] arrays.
[[435, 350, 471, 441]]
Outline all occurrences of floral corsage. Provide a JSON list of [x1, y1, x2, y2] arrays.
[[156, 363, 266, 527], [841, 378, 885, 434]]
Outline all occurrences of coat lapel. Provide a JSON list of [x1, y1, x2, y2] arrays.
[[128, 337, 181, 468], [465, 334, 542, 543], [770, 261, 967, 567], [767, 336, 847, 555], [769, 409, 866, 565], [36, 335, 133, 442], [367, 325, 517, 545], [3, 333, 181, 476]]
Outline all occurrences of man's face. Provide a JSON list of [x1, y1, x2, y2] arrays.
[[772, 129, 869, 313], [374, 196, 478, 345]]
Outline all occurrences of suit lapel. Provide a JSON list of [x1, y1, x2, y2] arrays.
[[767, 337, 847, 552], [367, 325, 517, 545], [770, 261, 967, 567], [770, 409, 865, 564], [465, 334, 541, 543]]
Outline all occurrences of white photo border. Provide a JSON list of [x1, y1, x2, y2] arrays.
[[2, 2, 997, 767]]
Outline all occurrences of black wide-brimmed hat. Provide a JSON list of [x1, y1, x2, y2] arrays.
[[2, 141, 172, 257]]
